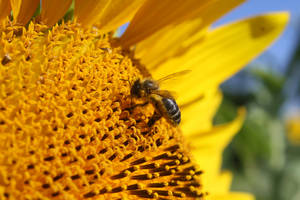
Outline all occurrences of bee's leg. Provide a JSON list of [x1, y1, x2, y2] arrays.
[[147, 112, 162, 127]]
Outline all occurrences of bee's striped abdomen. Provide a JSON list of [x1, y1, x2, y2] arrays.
[[162, 98, 181, 125]]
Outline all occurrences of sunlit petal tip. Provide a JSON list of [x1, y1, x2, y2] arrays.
[[267, 11, 290, 25], [246, 12, 290, 40]]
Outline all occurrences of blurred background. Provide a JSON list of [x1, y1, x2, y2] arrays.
[[213, 1, 300, 200]]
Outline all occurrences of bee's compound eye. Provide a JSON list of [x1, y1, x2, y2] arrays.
[[143, 79, 158, 91], [131, 80, 141, 97]]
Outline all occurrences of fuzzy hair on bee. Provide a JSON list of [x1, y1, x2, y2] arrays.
[[130, 70, 190, 126]]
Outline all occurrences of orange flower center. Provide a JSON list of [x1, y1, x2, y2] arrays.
[[0, 20, 204, 199]]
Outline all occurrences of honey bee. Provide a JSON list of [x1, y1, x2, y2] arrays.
[[130, 71, 190, 126]]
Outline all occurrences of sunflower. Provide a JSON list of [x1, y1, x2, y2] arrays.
[[0, 0, 288, 200], [286, 116, 300, 145]]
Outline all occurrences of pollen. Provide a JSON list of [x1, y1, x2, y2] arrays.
[[0, 20, 204, 200]]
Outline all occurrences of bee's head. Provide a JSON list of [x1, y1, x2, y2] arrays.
[[142, 79, 159, 94], [131, 78, 159, 98], [131, 79, 142, 97]]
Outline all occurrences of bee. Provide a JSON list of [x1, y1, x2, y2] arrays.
[[130, 71, 189, 126]]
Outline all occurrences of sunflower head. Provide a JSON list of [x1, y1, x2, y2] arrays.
[[0, 18, 205, 200], [286, 116, 300, 145], [0, 1, 289, 200]]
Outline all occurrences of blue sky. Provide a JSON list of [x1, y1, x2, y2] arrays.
[[214, 0, 300, 71]]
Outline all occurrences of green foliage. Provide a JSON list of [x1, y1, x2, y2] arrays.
[[215, 52, 300, 200]]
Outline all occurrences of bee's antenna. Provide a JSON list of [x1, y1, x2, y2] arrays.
[[120, 78, 131, 85]]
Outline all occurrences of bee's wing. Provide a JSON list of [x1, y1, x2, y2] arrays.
[[151, 90, 178, 99], [156, 70, 191, 84]]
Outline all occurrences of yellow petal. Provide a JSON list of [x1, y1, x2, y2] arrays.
[[0, 0, 11, 22], [41, 0, 72, 26], [120, 0, 214, 47], [135, 19, 207, 70], [135, 0, 245, 69], [211, 192, 255, 200], [95, 0, 146, 33], [10, 0, 39, 24], [152, 12, 289, 104], [193, 145, 223, 189], [189, 107, 246, 150], [204, 171, 232, 195], [74, 0, 106, 27], [188, 108, 246, 184], [181, 89, 222, 135], [75, 0, 145, 32]]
